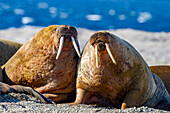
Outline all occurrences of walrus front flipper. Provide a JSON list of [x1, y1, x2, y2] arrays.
[[0, 82, 14, 94], [150, 65, 170, 93], [0, 82, 55, 104], [155, 96, 170, 111], [13, 86, 55, 104]]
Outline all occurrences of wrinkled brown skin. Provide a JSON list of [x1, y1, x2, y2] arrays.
[[74, 31, 169, 110], [0, 39, 22, 66], [1, 25, 79, 103]]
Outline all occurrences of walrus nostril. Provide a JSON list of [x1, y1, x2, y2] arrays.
[[61, 27, 68, 32], [64, 35, 71, 42], [97, 42, 106, 52], [96, 40, 102, 43]]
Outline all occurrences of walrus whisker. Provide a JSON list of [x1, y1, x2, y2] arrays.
[[95, 45, 99, 68], [105, 43, 117, 65], [56, 36, 64, 60], [71, 36, 81, 58]]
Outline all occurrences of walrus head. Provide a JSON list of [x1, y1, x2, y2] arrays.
[[90, 31, 117, 67], [53, 25, 81, 59]]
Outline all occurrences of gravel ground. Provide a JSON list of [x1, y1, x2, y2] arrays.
[[0, 93, 169, 113]]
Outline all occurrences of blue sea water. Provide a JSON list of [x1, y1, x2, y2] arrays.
[[0, 0, 170, 32]]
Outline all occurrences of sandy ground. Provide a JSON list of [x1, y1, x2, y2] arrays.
[[0, 26, 170, 112], [0, 26, 170, 65]]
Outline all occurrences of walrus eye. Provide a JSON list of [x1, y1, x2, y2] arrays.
[[54, 28, 57, 32], [90, 36, 97, 46]]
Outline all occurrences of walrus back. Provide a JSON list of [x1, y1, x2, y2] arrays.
[[0, 39, 22, 66]]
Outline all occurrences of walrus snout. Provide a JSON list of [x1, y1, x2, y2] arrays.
[[55, 25, 77, 38], [63, 34, 72, 46], [90, 31, 117, 67], [90, 32, 110, 46], [97, 42, 106, 52], [55, 25, 77, 44], [55, 25, 81, 59]]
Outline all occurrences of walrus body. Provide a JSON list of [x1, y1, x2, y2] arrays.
[[1, 25, 81, 103], [0, 39, 22, 66], [74, 31, 169, 110], [150, 65, 170, 93]]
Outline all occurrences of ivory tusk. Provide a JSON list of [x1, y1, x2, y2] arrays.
[[105, 43, 116, 65], [95, 45, 99, 68], [56, 36, 64, 60], [71, 37, 81, 58]]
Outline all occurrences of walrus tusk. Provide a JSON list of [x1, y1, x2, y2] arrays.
[[56, 36, 64, 59], [105, 43, 117, 65], [95, 45, 99, 68], [71, 36, 81, 58]]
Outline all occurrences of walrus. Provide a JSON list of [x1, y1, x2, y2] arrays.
[[74, 31, 170, 110], [149, 65, 170, 93], [0, 39, 22, 66], [0, 25, 81, 103]]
